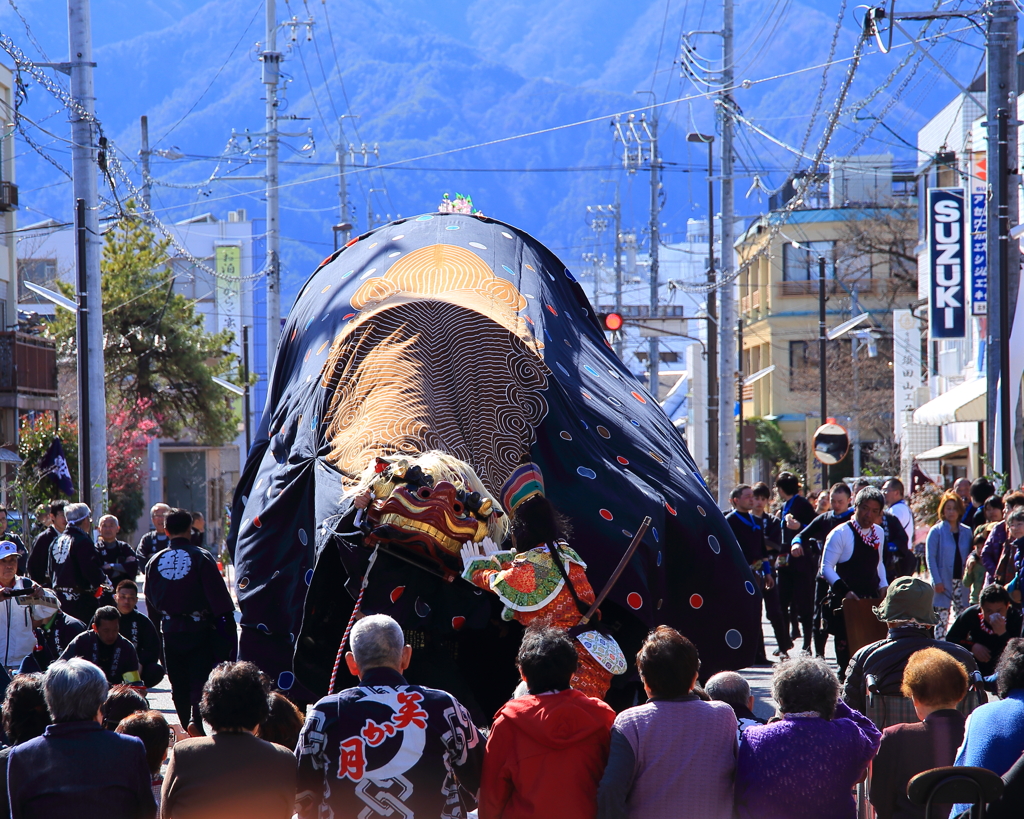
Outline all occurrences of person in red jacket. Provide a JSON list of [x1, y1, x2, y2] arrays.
[[480, 625, 616, 819]]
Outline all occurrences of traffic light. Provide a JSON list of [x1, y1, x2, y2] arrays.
[[597, 312, 624, 332], [812, 421, 850, 465]]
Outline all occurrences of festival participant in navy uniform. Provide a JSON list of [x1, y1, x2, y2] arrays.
[[794, 483, 855, 657], [136, 503, 171, 562], [726, 484, 792, 663], [296, 615, 483, 819], [144, 508, 236, 735], [852, 479, 913, 586], [95, 514, 138, 593], [819, 486, 890, 678], [60, 606, 143, 687], [0, 541, 40, 678], [461, 463, 627, 699], [114, 580, 165, 689], [27, 500, 66, 587], [775, 472, 819, 652], [18, 589, 87, 675], [48, 503, 106, 625], [0, 506, 28, 577]]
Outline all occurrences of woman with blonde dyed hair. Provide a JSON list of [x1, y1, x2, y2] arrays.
[[925, 490, 973, 638], [869, 648, 968, 819]]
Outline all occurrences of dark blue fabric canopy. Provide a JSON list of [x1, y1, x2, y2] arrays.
[[228, 212, 760, 701]]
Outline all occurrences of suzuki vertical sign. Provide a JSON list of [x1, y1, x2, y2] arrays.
[[928, 187, 967, 339]]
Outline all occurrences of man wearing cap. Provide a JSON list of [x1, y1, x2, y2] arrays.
[[18, 589, 87, 674], [60, 606, 143, 687], [48, 503, 107, 624], [95, 514, 138, 593], [27, 499, 66, 586], [842, 576, 980, 716], [0, 540, 40, 676], [136, 502, 171, 562]]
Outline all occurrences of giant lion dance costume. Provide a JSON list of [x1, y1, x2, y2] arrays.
[[228, 211, 761, 716]]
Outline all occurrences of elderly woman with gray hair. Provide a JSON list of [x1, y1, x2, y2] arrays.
[[7, 658, 156, 818], [735, 658, 881, 819]]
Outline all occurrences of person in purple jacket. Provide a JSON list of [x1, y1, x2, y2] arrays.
[[735, 657, 881, 819]]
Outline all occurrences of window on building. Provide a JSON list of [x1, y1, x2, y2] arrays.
[[782, 241, 835, 281], [17, 259, 58, 303]]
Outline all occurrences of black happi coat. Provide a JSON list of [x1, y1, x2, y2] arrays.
[[60, 631, 140, 685], [49, 525, 106, 596], [136, 530, 170, 562], [94, 539, 139, 588], [296, 667, 483, 819], [144, 538, 234, 640], [31, 612, 87, 672], [119, 609, 162, 668]]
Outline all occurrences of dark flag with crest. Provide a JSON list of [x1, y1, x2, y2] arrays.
[[40, 438, 74, 496]]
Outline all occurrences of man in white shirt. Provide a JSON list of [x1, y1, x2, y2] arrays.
[[882, 478, 914, 543], [0, 540, 39, 676], [820, 486, 889, 678]]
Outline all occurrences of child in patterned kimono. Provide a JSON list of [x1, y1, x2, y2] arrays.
[[461, 464, 625, 699]]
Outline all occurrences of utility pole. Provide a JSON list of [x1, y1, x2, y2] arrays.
[[262, 0, 282, 359], [68, 0, 107, 516], [818, 254, 829, 491], [687, 132, 718, 483], [75, 199, 90, 505], [737, 317, 743, 483], [139, 115, 151, 208], [717, 0, 737, 507], [986, 1, 1018, 481], [647, 112, 661, 398], [335, 142, 350, 250], [612, 111, 659, 395], [242, 325, 251, 456]]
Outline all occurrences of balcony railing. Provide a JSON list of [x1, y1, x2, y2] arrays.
[[0, 333, 58, 395]]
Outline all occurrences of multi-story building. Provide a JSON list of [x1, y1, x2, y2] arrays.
[[0, 60, 60, 508], [909, 60, 1024, 487], [733, 154, 918, 487]]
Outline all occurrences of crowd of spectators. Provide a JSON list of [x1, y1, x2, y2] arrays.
[[0, 470, 1022, 817]]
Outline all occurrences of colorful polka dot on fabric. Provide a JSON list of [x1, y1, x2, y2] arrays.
[[560, 431, 572, 440], [252, 516, 262, 529], [599, 509, 614, 521], [390, 586, 405, 603], [298, 529, 308, 546], [665, 502, 677, 516], [745, 581, 757, 595], [304, 569, 313, 586], [697, 505, 707, 516], [616, 456, 629, 465], [627, 592, 643, 610], [596, 426, 611, 439], [725, 630, 743, 649], [577, 467, 597, 479], [451, 616, 466, 630], [690, 594, 703, 609], [631, 391, 647, 404], [277, 671, 295, 690], [708, 535, 720, 554], [547, 305, 558, 316]]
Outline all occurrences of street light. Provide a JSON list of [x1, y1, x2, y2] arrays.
[[23, 281, 79, 313], [687, 131, 718, 480]]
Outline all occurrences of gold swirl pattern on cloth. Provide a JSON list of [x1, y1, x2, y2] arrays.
[[321, 244, 550, 494]]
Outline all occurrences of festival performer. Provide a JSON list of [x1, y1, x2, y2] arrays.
[[460, 464, 626, 699]]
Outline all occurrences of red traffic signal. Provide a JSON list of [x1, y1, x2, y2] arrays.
[[598, 312, 624, 332]]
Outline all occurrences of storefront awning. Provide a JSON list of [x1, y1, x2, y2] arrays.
[[912, 378, 987, 426], [915, 443, 969, 461]]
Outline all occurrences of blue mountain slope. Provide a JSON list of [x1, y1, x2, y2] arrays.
[[4, 0, 982, 309]]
